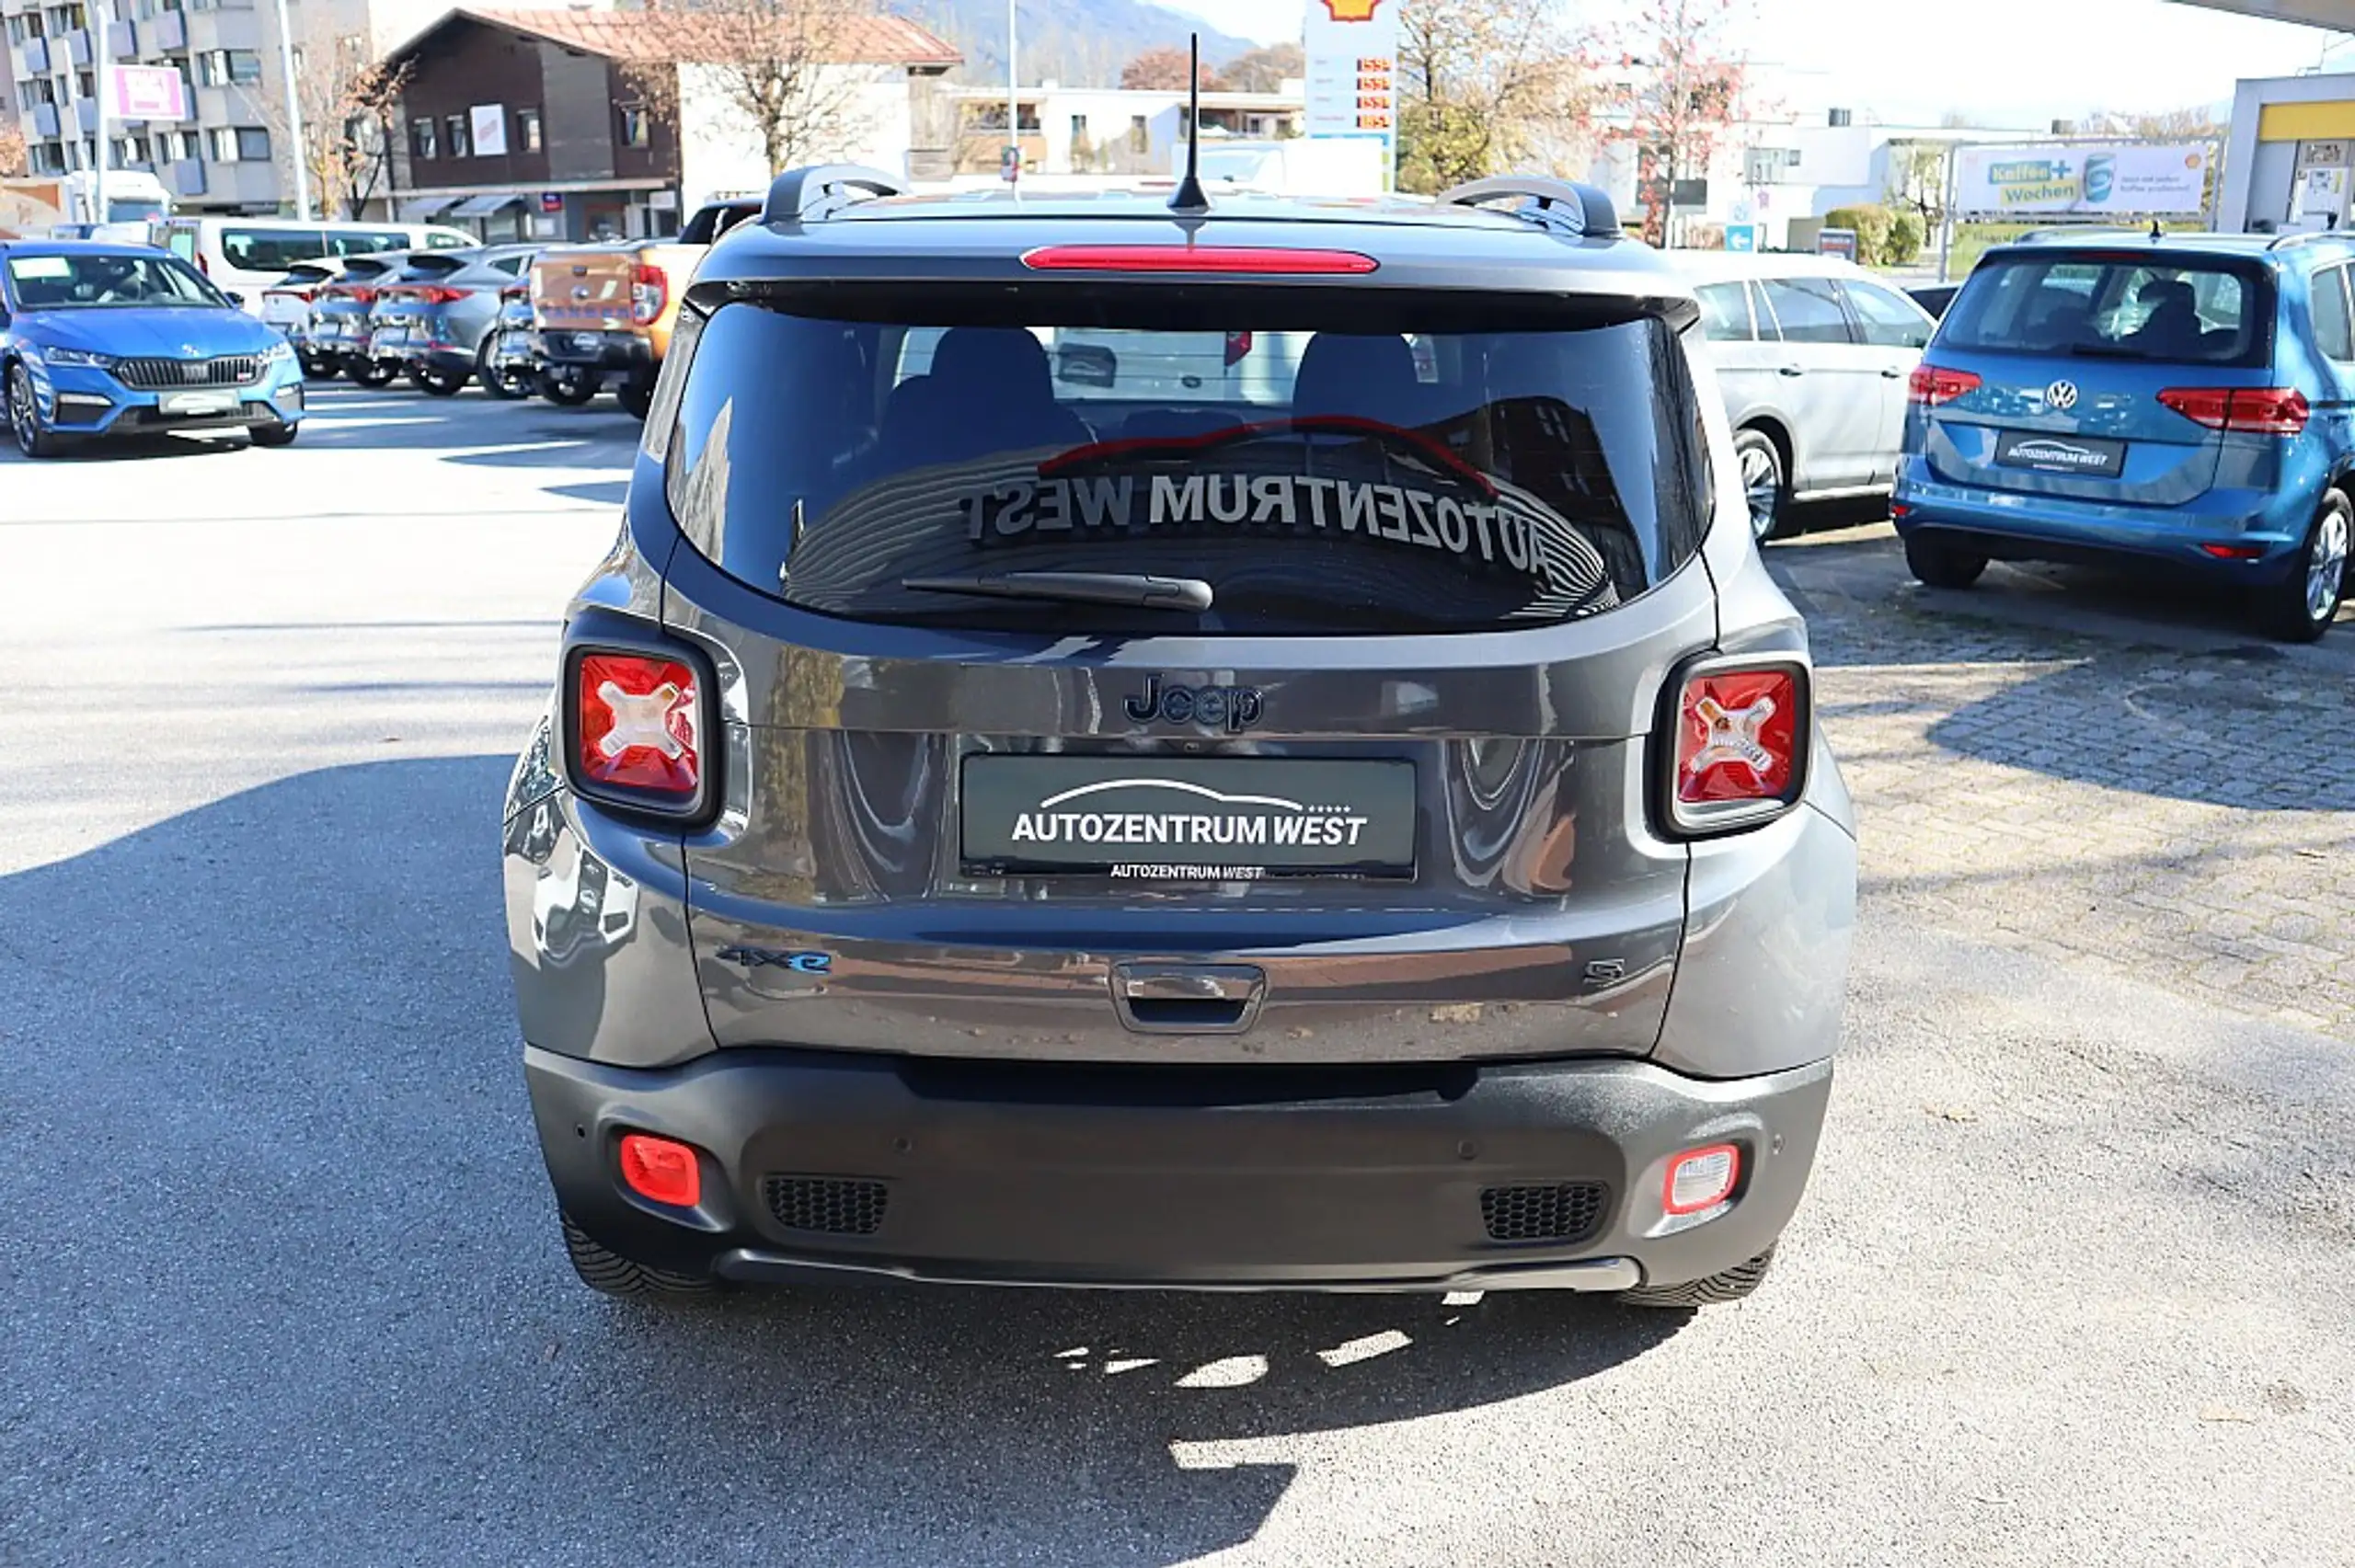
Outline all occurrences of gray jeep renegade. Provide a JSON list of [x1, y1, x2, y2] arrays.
[[500, 160, 1858, 1308]]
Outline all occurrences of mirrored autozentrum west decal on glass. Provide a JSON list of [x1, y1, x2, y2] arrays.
[[960, 756, 1418, 879]]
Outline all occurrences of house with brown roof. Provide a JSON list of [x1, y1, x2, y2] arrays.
[[381, 6, 959, 243]]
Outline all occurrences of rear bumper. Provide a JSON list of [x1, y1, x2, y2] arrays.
[[529, 1044, 1833, 1293], [538, 327, 653, 378], [1895, 457, 2310, 582]]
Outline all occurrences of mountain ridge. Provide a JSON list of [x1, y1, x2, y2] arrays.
[[895, 0, 1258, 88]]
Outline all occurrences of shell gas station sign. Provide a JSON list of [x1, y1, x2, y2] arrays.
[[1304, 0, 1398, 173]]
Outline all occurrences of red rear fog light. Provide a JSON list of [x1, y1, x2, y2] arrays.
[[572, 650, 705, 804], [618, 1133, 702, 1207], [1665, 1144, 1740, 1216]]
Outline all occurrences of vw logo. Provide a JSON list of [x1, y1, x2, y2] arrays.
[[2045, 378, 2080, 411]]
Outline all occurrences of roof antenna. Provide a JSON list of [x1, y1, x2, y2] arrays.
[[1168, 32, 1210, 215]]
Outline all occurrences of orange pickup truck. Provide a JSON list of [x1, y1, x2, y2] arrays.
[[528, 197, 760, 417]]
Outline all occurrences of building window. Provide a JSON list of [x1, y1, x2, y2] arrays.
[[619, 106, 649, 149], [517, 106, 541, 153], [1129, 114, 1149, 155], [207, 125, 234, 160], [196, 50, 258, 86], [207, 125, 267, 161], [75, 70, 95, 98], [444, 111, 468, 157], [237, 126, 268, 161], [409, 117, 435, 160]]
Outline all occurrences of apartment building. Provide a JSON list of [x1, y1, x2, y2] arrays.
[[0, 0, 579, 215], [944, 82, 1306, 180]]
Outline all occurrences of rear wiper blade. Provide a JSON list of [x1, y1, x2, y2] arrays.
[[2063, 343, 2154, 360], [900, 571, 1213, 612]]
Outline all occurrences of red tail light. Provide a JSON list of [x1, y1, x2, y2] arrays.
[[382, 283, 465, 305], [330, 284, 379, 304], [500, 281, 528, 303], [266, 286, 316, 303], [1020, 245, 1381, 275], [1223, 329, 1254, 367], [631, 261, 668, 326], [617, 1133, 702, 1207], [568, 647, 709, 817], [1907, 364, 1981, 406], [2158, 386, 2310, 434], [1662, 660, 1809, 835]]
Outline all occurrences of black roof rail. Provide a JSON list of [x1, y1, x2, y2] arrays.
[[1437, 176, 1621, 241], [761, 164, 903, 225]]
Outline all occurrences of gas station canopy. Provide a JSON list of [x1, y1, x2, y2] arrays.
[[2169, 0, 2355, 30]]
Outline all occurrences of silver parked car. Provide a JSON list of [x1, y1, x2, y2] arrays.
[[1671, 251, 1936, 540], [502, 167, 1858, 1309], [359, 244, 539, 395]]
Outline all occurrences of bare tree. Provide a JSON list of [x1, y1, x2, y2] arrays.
[[1614, 0, 1749, 245], [630, 0, 888, 177], [1887, 140, 1950, 234], [1396, 4, 1602, 195], [239, 22, 409, 219], [1120, 45, 1222, 92], [0, 116, 28, 179], [1218, 41, 1304, 95], [2080, 104, 2226, 142]]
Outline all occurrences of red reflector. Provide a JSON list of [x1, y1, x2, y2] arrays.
[[618, 1133, 701, 1207], [1223, 328, 1254, 366], [1906, 364, 1981, 406], [1889, 501, 1913, 520], [575, 652, 702, 797], [1675, 668, 1800, 808], [1020, 245, 1380, 275], [2200, 542, 2266, 559], [1664, 1144, 1740, 1216], [2159, 386, 2310, 434]]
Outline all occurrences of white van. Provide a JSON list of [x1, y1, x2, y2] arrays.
[[147, 217, 475, 313]]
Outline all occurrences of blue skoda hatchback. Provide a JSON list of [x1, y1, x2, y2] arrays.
[[1894, 231, 2353, 641], [1, 240, 304, 459]]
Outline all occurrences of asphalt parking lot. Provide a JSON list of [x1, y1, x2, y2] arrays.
[[3, 386, 2349, 1567]]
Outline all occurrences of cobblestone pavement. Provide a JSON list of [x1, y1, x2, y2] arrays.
[[1775, 525, 2355, 1040]]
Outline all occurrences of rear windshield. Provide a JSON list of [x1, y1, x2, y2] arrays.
[[1941, 253, 2272, 367], [661, 292, 1711, 635]]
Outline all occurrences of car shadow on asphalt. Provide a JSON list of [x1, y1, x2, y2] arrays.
[[1, 756, 1688, 1566]]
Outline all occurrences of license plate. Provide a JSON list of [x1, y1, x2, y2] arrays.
[[572, 333, 603, 352], [960, 755, 1417, 878], [160, 389, 238, 416], [1995, 429, 2126, 477]]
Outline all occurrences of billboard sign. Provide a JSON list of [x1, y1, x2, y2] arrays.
[[1304, 0, 1397, 173], [1816, 227, 1859, 261], [107, 64, 189, 123], [1954, 143, 2211, 216], [471, 104, 508, 159]]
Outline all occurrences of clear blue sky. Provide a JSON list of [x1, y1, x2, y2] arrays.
[[1169, 0, 2352, 123]]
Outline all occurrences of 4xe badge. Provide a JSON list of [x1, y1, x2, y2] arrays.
[[716, 946, 831, 974], [1125, 675, 1263, 733]]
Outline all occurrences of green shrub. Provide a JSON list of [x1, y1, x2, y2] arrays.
[[1823, 203, 1895, 266], [1886, 210, 1925, 266]]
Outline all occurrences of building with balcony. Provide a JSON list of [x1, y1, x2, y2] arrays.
[[1, 0, 596, 216]]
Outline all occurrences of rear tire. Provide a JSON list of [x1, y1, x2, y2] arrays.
[[408, 362, 467, 397], [560, 1213, 719, 1300], [348, 359, 397, 388], [540, 367, 603, 406], [616, 375, 655, 420], [301, 356, 339, 381], [1619, 1243, 1778, 1308], [2257, 488, 2349, 644], [1904, 532, 1989, 589], [476, 334, 530, 400], [1735, 428, 1792, 543], [247, 421, 298, 448]]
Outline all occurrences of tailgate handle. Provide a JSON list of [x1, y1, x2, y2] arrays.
[[1777, 364, 1805, 377], [1111, 963, 1266, 1035]]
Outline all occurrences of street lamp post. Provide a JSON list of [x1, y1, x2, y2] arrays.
[[1005, 0, 1017, 184], [271, 0, 310, 218], [93, 0, 108, 224]]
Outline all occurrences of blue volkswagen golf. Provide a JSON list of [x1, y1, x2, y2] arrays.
[[1894, 231, 2353, 642], [1, 239, 304, 459]]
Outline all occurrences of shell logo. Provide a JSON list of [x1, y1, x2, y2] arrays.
[[1321, 0, 1385, 18]]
